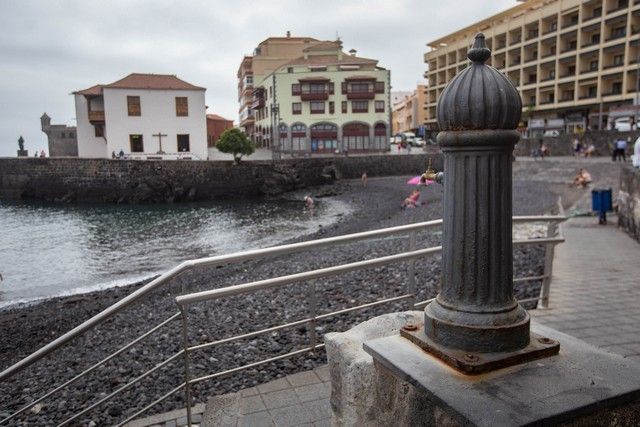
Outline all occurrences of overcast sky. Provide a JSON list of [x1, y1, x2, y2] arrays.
[[0, 0, 515, 156]]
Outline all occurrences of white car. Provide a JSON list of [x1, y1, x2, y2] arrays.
[[614, 118, 632, 132], [413, 137, 426, 147]]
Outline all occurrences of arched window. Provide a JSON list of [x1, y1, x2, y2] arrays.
[[291, 123, 307, 152], [343, 122, 370, 151], [373, 123, 387, 150], [310, 123, 338, 153]]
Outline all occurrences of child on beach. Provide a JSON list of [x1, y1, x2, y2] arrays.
[[401, 189, 421, 209]]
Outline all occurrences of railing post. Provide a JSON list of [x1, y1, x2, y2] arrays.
[[308, 281, 317, 351], [179, 306, 193, 427], [408, 231, 417, 309]]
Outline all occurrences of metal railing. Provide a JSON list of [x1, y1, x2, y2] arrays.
[[0, 215, 565, 426]]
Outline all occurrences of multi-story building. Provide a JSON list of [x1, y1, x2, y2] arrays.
[[392, 85, 428, 134], [250, 40, 391, 155], [40, 113, 78, 157], [73, 73, 207, 159], [237, 33, 322, 145], [424, 0, 640, 134], [206, 113, 234, 147]]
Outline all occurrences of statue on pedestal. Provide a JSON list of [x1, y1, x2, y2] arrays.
[[17, 136, 28, 157]]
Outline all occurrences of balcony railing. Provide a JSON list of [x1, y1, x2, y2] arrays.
[[251, 98, 265, 110], [300, 92, 329, 101], [346, 91, 376, 100], [88, 110, 105, 122]]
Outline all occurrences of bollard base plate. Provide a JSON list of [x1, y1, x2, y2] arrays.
[[400, 325, 559, 375]]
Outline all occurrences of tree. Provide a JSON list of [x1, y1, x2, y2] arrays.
[[216, 128, 255, 164]]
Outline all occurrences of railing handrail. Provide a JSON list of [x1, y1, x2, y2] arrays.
[[0, 215, 565, 382]]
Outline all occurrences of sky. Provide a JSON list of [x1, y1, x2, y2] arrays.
[[0, 0, 515, 157]]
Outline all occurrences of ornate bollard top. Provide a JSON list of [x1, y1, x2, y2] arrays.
[[436, 33, 522, 132]]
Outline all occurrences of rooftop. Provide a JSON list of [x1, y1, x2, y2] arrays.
[[73, 73, 205, 95]]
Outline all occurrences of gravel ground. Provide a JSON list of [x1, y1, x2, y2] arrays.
[[0, 167, 584, 426]]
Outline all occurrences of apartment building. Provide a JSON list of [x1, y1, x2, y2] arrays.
[[392, 85, 428, 134], [424, 0, 640, 134], [237, 33, 322, 144], [73, 73, 207, 159], [250, 40, 391, 155]]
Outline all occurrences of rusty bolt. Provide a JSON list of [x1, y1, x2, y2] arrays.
[[463, 353, 480, 363], [538, 337, 555, 345], [403, 323, 418, 332]]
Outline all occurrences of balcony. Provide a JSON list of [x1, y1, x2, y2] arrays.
[[251, 98, 265, 109], [346, 91, 375, 100], [579, 94, 597, 99], [300, 92, 329, 101], [88, 110, 105, 122]]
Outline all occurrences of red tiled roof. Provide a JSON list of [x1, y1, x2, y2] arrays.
[[73, 73, 205, 95], [105, 73, 205, 90], [207, 114, 232, 121], [73, 84, 104, 96]]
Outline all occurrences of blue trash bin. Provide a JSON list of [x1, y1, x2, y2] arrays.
[[591, 188, 612, 224]]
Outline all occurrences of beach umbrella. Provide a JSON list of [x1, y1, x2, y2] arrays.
[[407, 176, 433, 186]]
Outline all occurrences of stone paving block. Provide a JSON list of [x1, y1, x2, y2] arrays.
[[269, 404, 313, 427], [240, 386, 259, 397], [294, 382, 331, 403], [285, 370, 321, 388], [314, 365, 330, 382], [312, 417, 331, 427], [240, 395, 267, 415], [257, 377, 291, 394], [261, 389, 300, 410], [238, 410, 274, 427], [302, 399, 331, 422]]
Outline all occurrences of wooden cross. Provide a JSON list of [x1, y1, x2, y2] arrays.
[[153, 131, 168, 154]]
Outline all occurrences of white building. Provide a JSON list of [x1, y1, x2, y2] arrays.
[[73, 73, 207, 160]]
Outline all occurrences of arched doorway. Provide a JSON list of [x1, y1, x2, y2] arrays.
[[374, 122, 387, 150], [291, 123, 307, 152], [310, 123, 338, 153], [343, 122, 370, 152]]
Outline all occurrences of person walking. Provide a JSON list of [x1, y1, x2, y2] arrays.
[[615, 137, 627, 162]]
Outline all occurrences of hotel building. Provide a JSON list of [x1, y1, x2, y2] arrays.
[[424, 0, 640, 134], [249, 40, 391, 155]]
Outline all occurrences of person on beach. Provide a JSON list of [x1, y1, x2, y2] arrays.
[[304, 195, 314, 211], [401, 189, 421, 209], [572, 138, 580, 157], [573, 168, 592, 187], [361, 172, 368, 186], [615, 138, 627, 162]]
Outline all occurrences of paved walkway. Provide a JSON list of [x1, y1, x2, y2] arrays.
[[530, 214, 640, 363]]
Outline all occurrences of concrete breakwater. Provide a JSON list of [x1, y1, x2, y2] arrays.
[[0, 154, 442, 203], [514, 130, 640, 157]]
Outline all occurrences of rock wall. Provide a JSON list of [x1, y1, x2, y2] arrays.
[[514, 130, 640, 157], [0, 154, 442, 203], [618, 165, 640, 242]]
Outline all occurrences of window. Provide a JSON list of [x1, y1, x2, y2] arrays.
[[375, 100, 384, 113], [269, 87, 272, 98], [612, 82, 622, 95], [94, 125, 104, 137], [352, 100, 368, 113], [292, 102, 302, 115], [593, 7, 602, 17], [127, 96, 141, 116], [287, 67, 293, 73], [550, 22, 557, 31], [130, 134, 143, 152], [590, 60, 598, 71], [310, 101, 325, 113], [292, 84, 301, 95], [350, 82, 369, 93], [613, 54, 624, 66], [329, 101, 335, 114], [591, 34, 600, 44], [375, 81, 385, 93], [60, 132, 66, 138], [342, 101, 347, 113], [612, 27, 626, 38], [175, 97, 188, 116], [588, 86, 597, 97], [309, 83, 325, 93], [568, 40, 577, 50], [177, 134, 190, 152], [567, 65, 575, 75]]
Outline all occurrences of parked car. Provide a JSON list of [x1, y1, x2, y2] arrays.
[[543, 130, 560, 137], [413, 137, 426, 147]]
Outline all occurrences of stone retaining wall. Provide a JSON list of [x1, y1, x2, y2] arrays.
[[618, 165, 640, 242], [0, 154, 442, 203], [514, 130, 640, 157]]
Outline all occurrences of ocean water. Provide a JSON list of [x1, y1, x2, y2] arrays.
[[0, 197, 351, 308]]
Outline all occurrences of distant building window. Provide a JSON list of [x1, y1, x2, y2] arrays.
[[69, 132, 75, 139], [375, 82, 385, 93], [292, 102, 302, 114], [94, 125, 104, 137], [288, 67, 293, 73], [60, 132, 66, 138], [341, 101, 347, 113], [127, 96, 141, 116], [310, 101, 325, 114], [177, 134, 190, 152], [329, 101, 335, 114], [375, 100, 385, 113], [292, 84, 301, 95], [590, 60, 598, 71], [352, 100, 368, 113], [613, 54, 624, 66], [176, 97, 188, 116], [351, 82, 369, 93], [130, 134, 143, 152]]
